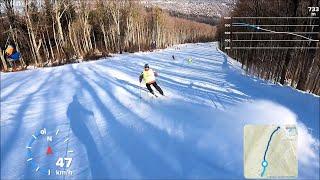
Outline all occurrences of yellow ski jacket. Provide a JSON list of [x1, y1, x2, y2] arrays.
[[139, 69, 157, 84]]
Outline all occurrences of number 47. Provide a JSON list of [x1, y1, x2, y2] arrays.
[[56, 157, 72, 168]]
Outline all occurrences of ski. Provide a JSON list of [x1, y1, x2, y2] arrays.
[[141, 88, 159, 98]]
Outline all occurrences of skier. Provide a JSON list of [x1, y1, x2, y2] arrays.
[[139, 64, 164, 96], [187, 57, 193, 64], [172, 55, 175, 60], [5, 44, 21, 71]]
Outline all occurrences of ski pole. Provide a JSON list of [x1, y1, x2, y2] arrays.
[[139, 82, 142, 99]]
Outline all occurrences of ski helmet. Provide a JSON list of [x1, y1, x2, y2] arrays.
[[144, 64, 149, 68]]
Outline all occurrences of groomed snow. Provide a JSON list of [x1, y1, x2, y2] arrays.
[[1, 42, 319, 179]]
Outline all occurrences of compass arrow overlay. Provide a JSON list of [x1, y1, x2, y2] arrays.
[[46, 146, 53, 155]]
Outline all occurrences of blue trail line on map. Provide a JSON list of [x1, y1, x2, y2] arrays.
[[261, 126, 280, 177]]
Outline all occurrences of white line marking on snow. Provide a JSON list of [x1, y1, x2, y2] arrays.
[[27, 158, 33, 161], [48, 169, 51, 175], [56, 129, 60, 135], [67, 150, 74, 153], [26, 146, 32, 149], [36, 166, 40, 172], [64, 138, 69, 143], [32, 135, 37, 139]]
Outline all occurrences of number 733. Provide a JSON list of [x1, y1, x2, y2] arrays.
[[308, 7, 319, 12]]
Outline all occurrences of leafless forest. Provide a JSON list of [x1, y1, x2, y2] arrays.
[[217, 0, 320, 95], [0, 0, 216, 70]]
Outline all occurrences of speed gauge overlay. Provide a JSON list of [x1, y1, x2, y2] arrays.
[[26, 128, 74, 177]]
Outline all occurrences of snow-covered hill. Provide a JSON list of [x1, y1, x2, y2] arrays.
[[141, 0, 235, 17], [1, 42, 319, 179]]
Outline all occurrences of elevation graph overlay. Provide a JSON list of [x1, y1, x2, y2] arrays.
[[223, 16, 319, 50]]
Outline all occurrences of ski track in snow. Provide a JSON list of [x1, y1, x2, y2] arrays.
[[1, 42, 319, 179]]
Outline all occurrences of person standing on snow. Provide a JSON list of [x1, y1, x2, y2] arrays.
[[5, 44, 21, 71], [187, 57, 193, 64], [139, 64, 164, 96]]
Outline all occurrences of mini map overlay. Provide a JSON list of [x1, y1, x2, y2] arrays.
[[244, 125, 298, 179]]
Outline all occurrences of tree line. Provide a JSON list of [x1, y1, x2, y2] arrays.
[[217, 0, 320, 95], [0, 0, 216, 71]]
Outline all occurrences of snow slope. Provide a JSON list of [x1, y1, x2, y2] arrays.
[[1, 42, 319, 179]]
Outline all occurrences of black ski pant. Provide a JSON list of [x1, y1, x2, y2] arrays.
[[146, 81, 163, 95]]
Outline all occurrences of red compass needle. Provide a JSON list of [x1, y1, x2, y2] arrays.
[[46, 146, 53, 155]]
